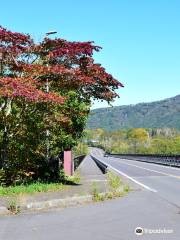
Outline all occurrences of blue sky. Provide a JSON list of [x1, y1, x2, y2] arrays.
[[1, 0, 180, 108]]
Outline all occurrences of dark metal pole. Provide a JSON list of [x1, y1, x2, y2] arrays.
[[44, 31, 57, 160]]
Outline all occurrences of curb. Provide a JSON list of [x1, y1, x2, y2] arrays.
[[0, 206, 10, 215], [0, 188, 127, 215], [22, 195, 93, 211], [0, 195, 93, 215]]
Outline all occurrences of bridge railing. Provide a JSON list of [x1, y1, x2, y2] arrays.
[[104, 152, 180, 167]]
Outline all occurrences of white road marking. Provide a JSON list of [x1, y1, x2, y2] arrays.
[[111, 159, 180, 180], [91, 155, 157, 193], [109, 156, 180, 171], [107, 165, 158, 193]]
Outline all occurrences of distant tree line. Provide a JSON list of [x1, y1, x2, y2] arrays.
[[84, 128, 180, 155]]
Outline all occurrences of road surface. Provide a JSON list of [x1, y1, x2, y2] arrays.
[[91, 148, 180, 208], [0, 148, 180, 240]]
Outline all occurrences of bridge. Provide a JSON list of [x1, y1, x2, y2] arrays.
[[91, 147, 180, 207]]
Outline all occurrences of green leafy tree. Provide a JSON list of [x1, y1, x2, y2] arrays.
[[127, 128, 149, 153], [0, 26, 123, 184]]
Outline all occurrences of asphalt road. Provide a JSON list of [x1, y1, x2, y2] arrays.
[[1, 190, 180, 240], [91, 148, 180, 208], [0, 149, 180, 240]]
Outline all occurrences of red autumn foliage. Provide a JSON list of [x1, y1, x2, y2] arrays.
[[0, 26, 32, 57], [0, 26, 65, 103], [38, 38, 101, 58], [0, 77, 64, 103], [0, 26, 123, 104]]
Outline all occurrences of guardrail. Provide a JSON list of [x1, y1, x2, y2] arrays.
[[91, 155, 108, 174], [104, 153, 180, 168]]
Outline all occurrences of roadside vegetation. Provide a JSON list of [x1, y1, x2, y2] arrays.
[[72, 142, 89, 157], [85, 128, 180, 155], [0, 26, 123, 187], [0, 170, 82, 197], [91, 171, 130, 202], [0, 182, 67, 197]]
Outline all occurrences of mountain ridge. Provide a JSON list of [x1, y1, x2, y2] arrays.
[[87, 95, 180, 130]]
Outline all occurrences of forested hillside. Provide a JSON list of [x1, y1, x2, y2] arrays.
[[87, 95, 180, 130]]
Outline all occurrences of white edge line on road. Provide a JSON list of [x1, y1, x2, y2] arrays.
[[110, 158, 180, 179], [92, 155, 157, 193], [107, 165, 157, 193]]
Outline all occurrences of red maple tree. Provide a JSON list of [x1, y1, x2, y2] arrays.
[[0, 26, 123, 184]]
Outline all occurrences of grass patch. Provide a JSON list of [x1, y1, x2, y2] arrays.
[[91, 171, 130, 202], [0, 182, 67, 197], [107, 171, 122, 192], [7, 197, 21, 214], [123, 184, 130, 193], [91, 182, 105, 202], [65, 171, 81, 184]]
